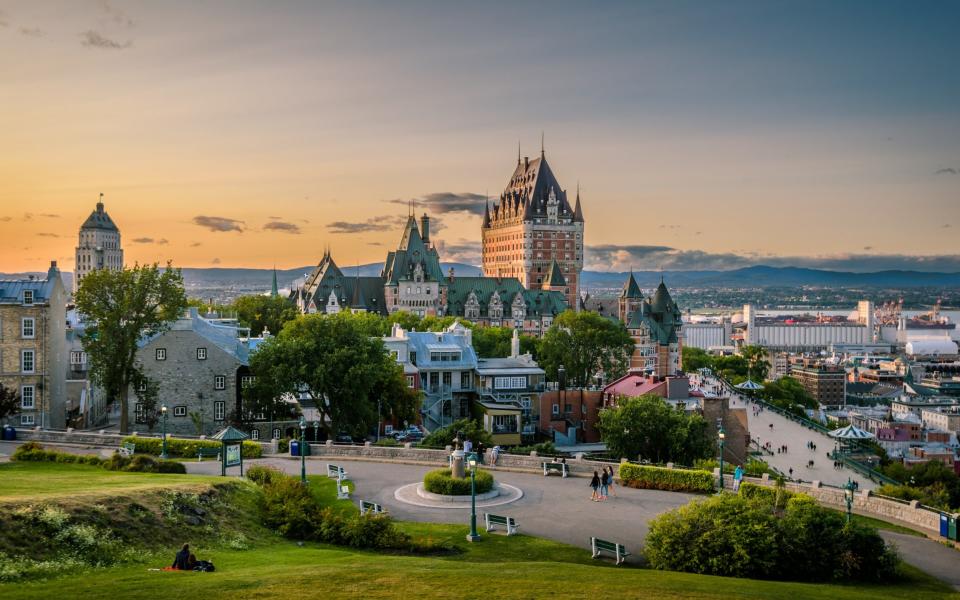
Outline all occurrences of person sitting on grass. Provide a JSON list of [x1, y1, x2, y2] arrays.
[[172, 543, 191, 570]]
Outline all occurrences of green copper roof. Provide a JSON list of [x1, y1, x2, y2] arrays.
[[543, 260, 566, 287], [210, 426, 250, 442], [445, 276, 567, 318], [382, 216, 444, 285], [625, 280, 682, 345], [621, 271, 642, 299]]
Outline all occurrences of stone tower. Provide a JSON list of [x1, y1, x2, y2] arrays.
[[481, 147, 584, 310], [74, 195, 123, 294]]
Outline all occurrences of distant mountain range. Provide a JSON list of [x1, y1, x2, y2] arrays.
[[4, 264, 959, 292]]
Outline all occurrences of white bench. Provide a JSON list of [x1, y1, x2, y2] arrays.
[[484, 513, 519, 535], [326, 464, 348, 479], [542, 461, 568, 478], [359, 500, 385, 515]]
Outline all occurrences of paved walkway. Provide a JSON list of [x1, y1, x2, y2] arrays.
[[700, 375, 876, 490]]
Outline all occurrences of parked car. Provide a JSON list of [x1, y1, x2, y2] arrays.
[[334, 433, 353, 443]]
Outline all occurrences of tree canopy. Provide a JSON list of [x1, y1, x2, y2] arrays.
[[246, 313, 420, 437], [597, 393, 712, 465], [231, 295, 298, 337], [537, 310, 633, 387], [75, 263, 188, 434], [0, 383, 20, 421]]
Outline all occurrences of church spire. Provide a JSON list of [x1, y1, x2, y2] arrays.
[[271, 266, 279, 298], [540, 131, 544, 158], [573, 182, 584, 222]]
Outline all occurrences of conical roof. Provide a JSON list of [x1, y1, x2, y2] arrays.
[[543, 260, 566, 287], [210, 425, 250, 442], [573, 188, 584, 222], [621, 271, 642, 299], [651, 280, 673, 313], [828, 425, 875, 440]]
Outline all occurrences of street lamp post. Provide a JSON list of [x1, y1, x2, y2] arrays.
[[717, 422, 726, 493], [299, 416, 307, 485], [844, 477, 855, 524], [160, 405, 169, 459], [312, 420, 319, 443], [466, 457, 480, 542]]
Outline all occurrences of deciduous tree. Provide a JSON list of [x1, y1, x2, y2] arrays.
[[537, 310, 633, 387], [597, 393, 711, 465]]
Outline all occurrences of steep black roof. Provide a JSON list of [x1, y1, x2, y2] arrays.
[[81, 202, 119, 231], [496, 155, 575, 220]]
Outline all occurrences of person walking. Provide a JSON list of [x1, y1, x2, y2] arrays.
[[733, 465, 744, 492], [589, 471, 601, 502], [605, 465, 618, 497], [600, 469, 609, 500]]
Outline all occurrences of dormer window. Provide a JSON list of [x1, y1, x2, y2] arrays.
[[22, 290, 34, 305]]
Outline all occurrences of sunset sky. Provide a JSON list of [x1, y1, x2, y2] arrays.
[[1, 1, 959, 274]]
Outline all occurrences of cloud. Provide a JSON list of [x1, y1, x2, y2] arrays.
[[585, 244, 960, 273], [0, 216, 10, 222], [863, 246, 873, 251], [190, 242, 202, 247], [327, 215, 406, 234], [386, 192, 488, 216], [367, 242, 383, 246], [37, 233, 59, 238], [935, 168, 958, 175], [193, 215, 244, 232], [98, 0, 135, 27], [18, 26, 45, 37], [132, 237, 168, 244], [0, 10, 9, 27], [80, 30, 132, 49], [39, 213, 60, 218], [263, 221, 301, 234], [944, 224, 952, 229], [433, 239, 482, 265], [211, 258, 221, 265], [268, 215, 282, 220], [22, 213, 32, 221]]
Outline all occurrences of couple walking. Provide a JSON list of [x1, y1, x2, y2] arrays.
[[590, 466, 617, 501]]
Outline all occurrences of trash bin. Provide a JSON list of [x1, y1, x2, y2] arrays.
[[289, 440, 299, 457], [2, 425, 15, 441], [949, 516, 958, 542], [941, 514, 950, 538]]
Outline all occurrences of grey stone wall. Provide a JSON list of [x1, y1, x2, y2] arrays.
[[132, 330, 242, 436]]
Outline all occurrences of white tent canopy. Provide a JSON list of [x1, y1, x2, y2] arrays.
[[828, 425, 875, 440], [735, 379, 764, 391]]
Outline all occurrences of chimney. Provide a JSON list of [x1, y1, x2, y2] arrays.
[[420, 213, 430, 244], [448, 267, 455, 282], [511, 328, 520, 358]]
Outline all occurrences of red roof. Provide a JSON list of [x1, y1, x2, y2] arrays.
[[603, 373, 666, 398]]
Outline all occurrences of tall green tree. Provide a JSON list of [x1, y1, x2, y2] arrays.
[[470, 326, 538, 358], [0, 383, 20, 421], [681, 346, 713, 373], [231, 294, 298, 337], [75, 263, 187, 434], [537, 310, 634, 387], [740, 344, 771, 380], [597, 394, 711, 465], [247, 314, 420, 437]]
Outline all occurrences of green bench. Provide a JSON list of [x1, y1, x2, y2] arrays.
[[197, 448, 221, 462], [118, 442, 136, 457], [591, 537, 630, 565], [542, 461, 568, 478], [484, 513, 518, 535], [359, 500, 385, 515]]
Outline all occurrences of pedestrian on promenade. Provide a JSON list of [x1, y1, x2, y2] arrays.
[[590, 471, 601, 501], [605, 466, 618, 497], [733, 465, 744, 492], [463, 438, 473, 455], [788, 467, 794, 479], [600, 469, 609, 500]]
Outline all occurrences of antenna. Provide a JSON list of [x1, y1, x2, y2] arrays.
[[540, 131, 544, 157]]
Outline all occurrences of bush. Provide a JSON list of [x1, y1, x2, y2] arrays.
[[11, 443, 183, 474], [423, 468, 494, 496], [341, 513, 410, 549], [373, 438, 399, 447], [155, 460, 187, 474], [121, 436, 262, 459], [695, 458, 773, 477], [12, 444, 105, 467], [260, 477, 325, 540], [247, 465, 284, 486], [277, 438, 290, 453], [420, 418, 492, 448], [509, 441, 559, 456], [738, 481, 794, 509], [645, 492, 900, 583], [618, 463, 714, 493]]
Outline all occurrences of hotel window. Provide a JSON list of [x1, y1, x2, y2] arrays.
[[135, 403, 145, 423], [197, 347, 207, 360], [21, 414, 35, 426], [155, 348, 166, 361], [173, 406, 187, 417], [272, 428, 282, 440], [138, 380, 147, 392], [241, 375, 255, 388], [21, 318, 35, 339], [552, 404, 559, 415], [22, 290, 34, 305], [70, 350, 86, 366], [20, 386, 35, 409], [21, 350, 35, 374], [214, 401, 225, 421], [250, 429, 260, 440], [214, 375, 226, 390]]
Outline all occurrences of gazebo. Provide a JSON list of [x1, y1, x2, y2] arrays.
[[210, 426, 250, 476], [734, 379, 764, 392], [828, 424, 875, 458]]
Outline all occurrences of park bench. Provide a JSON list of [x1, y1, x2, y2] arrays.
[[337, 481, 351, 500], [591, 537, 630, 565], [359, 500, 385, 515], [118, 442, 136, 457], [327, 464, 348, 479], [542, 461, 568, 478], [197, 448, 221, 462], [484, 513, 518, 535]]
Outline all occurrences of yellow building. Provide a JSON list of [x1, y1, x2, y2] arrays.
[[475, 400, 522, 447]]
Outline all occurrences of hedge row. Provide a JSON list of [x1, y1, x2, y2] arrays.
[[12, 442, 186, 473], [738, 481, 795, 508], [423, 468, 494, 495], [121, 436, 262, 459], [618, 463, 715, 493]]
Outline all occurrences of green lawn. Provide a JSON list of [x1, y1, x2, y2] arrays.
[[0, 463, 956, 600], [0, 462, 223, 501]]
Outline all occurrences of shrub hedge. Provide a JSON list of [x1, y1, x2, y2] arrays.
[[738, 481, 794, 508], [11, 443, 186, 474], [423, 468, 494, 496], [618, 463, 714, 493], [121, 436, 262, 459], [645, 492, 900, 583]]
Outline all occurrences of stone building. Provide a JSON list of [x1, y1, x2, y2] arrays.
[[74, 196, 123, 295], [131, 308, 254, 436], [622, 279, 684, 377], [481, 149, 584, 310], [0, 262, 67, 428]]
